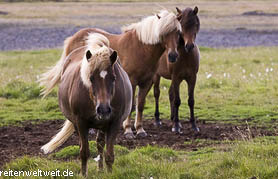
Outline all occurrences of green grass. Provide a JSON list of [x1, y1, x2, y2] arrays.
[[0, 47, 277, 127], [4, 136, 278, 178], [52, 141, 129, 160]]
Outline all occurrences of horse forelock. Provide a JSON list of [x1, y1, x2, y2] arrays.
[[121, 9, 181, 45], [80, 33, 112, 88], [156, 10, 182, 36]]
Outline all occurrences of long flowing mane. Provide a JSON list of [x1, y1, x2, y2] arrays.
[[80, 33, 112, 88], [121, 10, 181, 45]]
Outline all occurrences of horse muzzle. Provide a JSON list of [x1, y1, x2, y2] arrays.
[[168, 52, 178, 63], [96, 104, 112, 120], [185, 43, 195, 53]]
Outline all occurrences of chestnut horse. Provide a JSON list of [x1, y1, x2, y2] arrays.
[[40, 33, 132, 176], [153, 7, 200, 133], [39, 10, 182, 138]]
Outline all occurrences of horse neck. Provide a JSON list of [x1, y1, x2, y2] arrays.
[[117, 30, 165, 66]]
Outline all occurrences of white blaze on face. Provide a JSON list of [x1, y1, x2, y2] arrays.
[[100, 70, 107, 79]]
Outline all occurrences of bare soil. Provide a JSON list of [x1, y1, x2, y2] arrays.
[[0, 119, 276, 168]]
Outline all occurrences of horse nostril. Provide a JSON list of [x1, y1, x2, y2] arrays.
[[96, 106, 102, 114], [106, 107, 112, 114]]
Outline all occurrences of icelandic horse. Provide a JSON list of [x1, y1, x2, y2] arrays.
[[40, 33, 132, 176], [153, 7, 200, 133]]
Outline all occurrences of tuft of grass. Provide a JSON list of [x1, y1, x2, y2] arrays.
[[135, 145, 179, 161], [0, 80, 41, 99]]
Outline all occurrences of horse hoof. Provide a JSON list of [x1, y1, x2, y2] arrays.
[[89, 128, 95, 135], [124, 132, 135, 139], [136, 131, 147, 138], [154, 121, 162, 127], [171, 127, 183, 134], [193, 127, 200, 132]]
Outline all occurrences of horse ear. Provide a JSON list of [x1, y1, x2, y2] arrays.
[[177, 14, 182, 21], [110, 50, 117, 65], [193, 6, 198, 15], [86, 50, 92, 62], [156, 14, 161, 19], [176, 7, 182, 14]]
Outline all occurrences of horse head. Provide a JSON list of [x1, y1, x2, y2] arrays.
[[176, 6, 200, 53], [81, 34, 118, 120], [155, 10, 183, 63]]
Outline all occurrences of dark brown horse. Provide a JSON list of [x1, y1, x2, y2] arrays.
[[40, 33, 132, 176], [153, 7, 200, 133], [39, 10, 182, 139]]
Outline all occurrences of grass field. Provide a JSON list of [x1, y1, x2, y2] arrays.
[[0, 47, 277, 127], [0, 46, 277, 178]]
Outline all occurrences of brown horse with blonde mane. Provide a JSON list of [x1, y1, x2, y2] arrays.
[[153, 7, 200, 133], [39, 9, 182, 139], [40, 33, 132, 176]]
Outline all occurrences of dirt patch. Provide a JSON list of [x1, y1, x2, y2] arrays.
[[0, 119, 276, 168]]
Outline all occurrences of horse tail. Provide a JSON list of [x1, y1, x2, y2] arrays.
[[41, 120, 74, 154], [39, 37, 72, 98]]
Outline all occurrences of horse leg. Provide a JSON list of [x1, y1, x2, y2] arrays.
[[105, 123, 119, 172], [135, 81, 153, 137], [123, 84, 136, 139], [169, 84, 174, 122], [77, 123, 90, 177], [153, 74, 162, 126], [96, 130, 105, 170], [185, 75, 200, 132], [170, 78, 182, 133]]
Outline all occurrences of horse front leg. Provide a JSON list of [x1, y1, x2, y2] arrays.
[[169, 78, 182, 134], [135, 81, 153, 137], [185, 75, 199, 132], [77, 123, 90, 177], [153, 74, 162, 126], [123, 84, 136, 139], [105, 122, 120, 172], [96, 130, 105, 170]]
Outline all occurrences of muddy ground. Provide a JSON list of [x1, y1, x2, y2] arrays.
[[0, 119, 276, 168]]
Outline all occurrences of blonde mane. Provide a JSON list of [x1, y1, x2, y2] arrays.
[[80, 33, 112, 88], [121, 10, 181, 45]]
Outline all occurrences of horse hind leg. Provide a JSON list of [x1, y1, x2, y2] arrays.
[[153, 74, 162, 127], [186, 75, 200, 132], [123, 84, 136, 139], [135, 81, 153, 138]]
